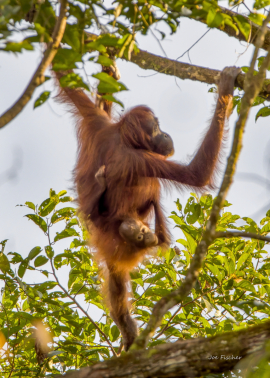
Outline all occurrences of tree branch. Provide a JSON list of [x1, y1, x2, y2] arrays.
[[0, 0, 68, 129], [85, 31, 270, 99], [195, 6, 270, 52], [61, 321, 270, 378], [131, 12, 270, 351], [128, 50, 270, 100], [216, 231, 270, 243]]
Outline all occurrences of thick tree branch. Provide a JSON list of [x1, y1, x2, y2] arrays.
[[216, 231, 270, 243], [85, 32, 270, 99], [61, 321, 270, 378], [0, 0, 68, 129], [194, 6, 270, 52], [128, 50, 270, 100], [131, 12, 270, 351]]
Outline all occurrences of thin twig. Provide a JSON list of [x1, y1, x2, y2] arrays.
[[176, 29, 211, 61], [49, 259, 117, 357], [46, 226, 117, 357], [0, 0, 68, 129], [135, 4, 167, 57]]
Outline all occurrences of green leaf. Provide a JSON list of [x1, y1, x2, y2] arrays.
[[207, 263, 222, 282], [93, 72, 128, 94], [47, 350, 65, 357], [58, 190, 67, 197], [28, 246, 42, 260], [254, 0, 270, 9], [25, 214, 47, 233], [59, 195, 73, 203], [255, 106, 270, 121], [253, 96, 265, 107], [34, 255, 49, 267], [262, 222, 270, 233], [248, 12, 265, 26], [109, 325, 120, 342], [51, 207, 76, 224], [34, 91, 50, 109], [2, 40, 34, 53], [39, 193, 59, 216], [223, 15, 239, 34], [54, 228, 79, 242], [85, 41, 107, 53], [63, 24, 81, 52], [53, 48, 82, 71], [228, 257, 235, 275], [18, 260, 28, 278], [237, 253, 250, 270], [237, 280, 256, 294], [170, 214, 183, 225], [60, 73, 89, 91], [182, 250, 190, 266], [101, 94, 124, 108], [234, 15, 251, 41], [175, 198, 182, 212], [0, 239, 8, 252], [200, 194, 212, 209], [0, 252, 10, 273], [98, 34, 119, 47], [183, 231, 197, 255], [45, 245, 54, 259], [186, 204, 201, 224], [96, 55, 114, 67], [206, 8, 223, 28], [25, 201, 35, 211]]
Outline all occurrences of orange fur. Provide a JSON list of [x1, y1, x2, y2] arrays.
[[54, 67, 238, 350]]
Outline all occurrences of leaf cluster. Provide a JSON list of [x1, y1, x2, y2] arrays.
[[2, 0, 270, 115], [1, 191, 270, 376]]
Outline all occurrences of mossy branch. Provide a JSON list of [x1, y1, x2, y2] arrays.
[[128, 50, 270, 100], [85, 32, 270, 100], [0, 0, 68, 129], [62, 321, 270, 378]]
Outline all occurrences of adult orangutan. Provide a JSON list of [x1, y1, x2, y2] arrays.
[[56, 66, 240, 351]]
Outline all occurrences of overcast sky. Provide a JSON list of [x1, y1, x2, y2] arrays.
[[1, 14, 270, 286]]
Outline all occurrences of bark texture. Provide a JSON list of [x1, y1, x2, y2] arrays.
[[60, 321, 270, 378], [128, 50, 270, 100]]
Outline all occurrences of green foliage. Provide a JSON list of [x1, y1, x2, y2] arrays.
[[34, 91, 50, 109], [253, 0, 270, 9], [1, 191, 270, 376], [232, 58, 270, 117], [59, 73, 89, 92], [2, 0, 265, 114], [92, 72, 128, 94]]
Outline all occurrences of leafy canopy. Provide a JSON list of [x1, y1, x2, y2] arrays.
[[1, 190, 270, 376]]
